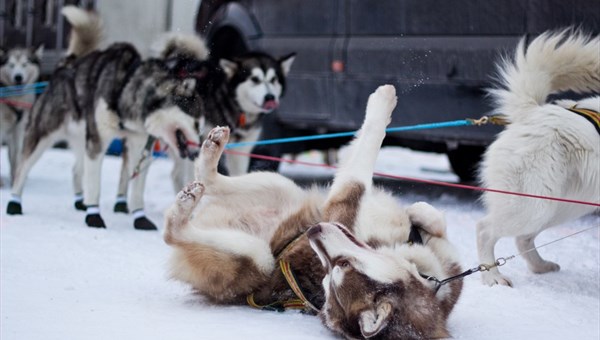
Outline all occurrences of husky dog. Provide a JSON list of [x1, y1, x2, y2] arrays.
[[165, 85, 463, 339], [477, 30, 600, 286], [6, 6, 203, 230], [218, 52, 295, 176], [0, 46, 43, 186]]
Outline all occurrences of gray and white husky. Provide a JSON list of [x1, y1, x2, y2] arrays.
[[165, 85, 463, 339], [0, 45, 43, 186], [6, 6, 204, 230]]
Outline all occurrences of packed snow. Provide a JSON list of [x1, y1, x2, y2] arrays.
[[1, 146, 599, 340]]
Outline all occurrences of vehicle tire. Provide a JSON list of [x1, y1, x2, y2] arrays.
[[446, 145, 486, 183]]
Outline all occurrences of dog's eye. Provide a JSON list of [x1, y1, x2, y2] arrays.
[[336, 259, 351, 268], [269, 77, 277, 84], [250, 76, 261, 84]]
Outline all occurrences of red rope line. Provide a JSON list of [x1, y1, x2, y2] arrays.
[[0, 98, 33, 109], [223, 149, 600, 207]]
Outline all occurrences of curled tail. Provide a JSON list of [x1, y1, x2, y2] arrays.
[[489, 29, 600, 120], [150, 33, 210, 60], [61, 5, 103, 57]]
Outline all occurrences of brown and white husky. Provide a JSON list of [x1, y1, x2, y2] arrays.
[[164, 85, 463, 339]]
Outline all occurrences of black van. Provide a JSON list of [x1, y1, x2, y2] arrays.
[[196, 0, 599, 181]]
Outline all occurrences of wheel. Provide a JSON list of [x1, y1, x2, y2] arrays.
[[446, 145, 486, 183]]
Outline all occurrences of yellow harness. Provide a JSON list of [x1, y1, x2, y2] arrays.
[[246, 231, 320, 313], [567, 106, 600, 135]]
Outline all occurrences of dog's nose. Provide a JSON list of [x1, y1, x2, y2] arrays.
[[14, 74, 23, 84], [264, 94, 275, 102], [307, 224, 322, 239]]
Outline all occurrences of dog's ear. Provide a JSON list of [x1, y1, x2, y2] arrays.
[[219, 58, 237, 79], [358, 300, 392, 339], [32, 44, 44, 61], [0, 47, 6, 64], [278, 53, 296, 76]]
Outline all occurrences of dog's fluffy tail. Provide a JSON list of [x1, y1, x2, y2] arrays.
[[150, 33, 210, 60], [489, 29, 600, 120], [61, 5, 103, 57]]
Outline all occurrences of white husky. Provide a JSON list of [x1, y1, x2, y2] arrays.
[[477, 30, 600, 286]]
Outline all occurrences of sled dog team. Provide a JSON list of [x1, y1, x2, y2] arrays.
[[2, 5, 599, 339]]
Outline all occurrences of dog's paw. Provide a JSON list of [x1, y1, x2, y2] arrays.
[[407, 202, 446, 238], [203, 126, 230, 151], [365, 85, 397, 126], [481, 271, 513, 287], [134, 216, 158, 231], [6, 201, 23, 215], [85, 213, 106, 228], [176, 181, 205, 209], [529, 260, 560, 274], [74, 199, 87, 211], [113, 201, 129, 214]]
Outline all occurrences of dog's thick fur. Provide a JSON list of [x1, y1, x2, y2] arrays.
[[477, 30, 600, 286], [165, 85, 463, 339], [6, 6, 204, 230], [0, 46, 43, 186]]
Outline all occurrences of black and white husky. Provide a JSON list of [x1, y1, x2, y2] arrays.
[[165, 85, 463, 339], [0, 45, 43, 186], [6, 6, 204, 230]]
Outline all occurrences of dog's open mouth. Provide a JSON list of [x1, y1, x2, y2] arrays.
[[175, 129, 199, 160], [262, 99, 278, 112]]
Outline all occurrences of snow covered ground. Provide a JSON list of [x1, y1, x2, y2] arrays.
[[1, 146, 598, 340]]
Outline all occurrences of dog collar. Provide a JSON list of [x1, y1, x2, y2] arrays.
[[567, 105, 600, 135]]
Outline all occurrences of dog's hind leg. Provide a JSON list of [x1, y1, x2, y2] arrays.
[[7, 130, 63, 215], [323, 85, 397, 226], [476, 216, 513, 286], [165, 181, 274, 303], [515, 232, 560, 274]]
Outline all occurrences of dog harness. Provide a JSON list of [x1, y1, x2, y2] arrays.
[[246, 230, 321, 313], [567, 105, 600, 135]]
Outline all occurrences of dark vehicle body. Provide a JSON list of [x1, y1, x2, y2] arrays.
[[196, 0, 599, 180]]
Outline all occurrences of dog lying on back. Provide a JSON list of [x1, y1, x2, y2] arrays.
[[164, 85, 463, 339], [477, 30, 600, 286]]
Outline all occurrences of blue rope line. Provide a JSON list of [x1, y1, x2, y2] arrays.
[[225, 119, 473, 149], [0, 82, 48, 98]]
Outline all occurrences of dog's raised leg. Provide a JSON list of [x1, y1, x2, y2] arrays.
[[515, 233, 560, 274], [323, 85, 397, 226], [476, 217, 513, 286], [164, 181, 205, 245], [114, 138, 129, 214], [194, 126, 230, 184]]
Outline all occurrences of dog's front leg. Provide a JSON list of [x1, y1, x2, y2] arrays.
[[323, 85, 397, 226], [125, 134, 157, 230], [225, 127, 261, 176]]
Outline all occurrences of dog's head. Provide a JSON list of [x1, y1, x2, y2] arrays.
[[0, 45, 43, 86], [307, 222, 450, 339], [138, 59, 204, 160], [219, 52, 295, 115]]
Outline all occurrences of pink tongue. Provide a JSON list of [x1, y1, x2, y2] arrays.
[[262, 100, 278, 111]]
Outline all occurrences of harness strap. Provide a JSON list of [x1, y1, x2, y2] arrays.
[[567, 106, 600, 135], [279, 259, 320, 313]]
